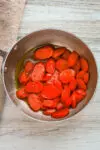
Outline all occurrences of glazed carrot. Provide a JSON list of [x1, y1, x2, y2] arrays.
[[52, 47, 66, 58], [73, 59, 81, 73], [18, 71, 29, 85], [42, 73, 52, 81], [84, 72, 89, 84], [80, 57, 89, 72], [48, 70, 59, 83], [77, 79, 87, 90], [51, 108, 69, 118], [43, 98, 59, 108], [16, 87, 28, 99], [61, 86, 71, 103], [68, 51, 79, 67], [25, 61, 34, 73], [41, 84, 61, 99], [56, 102, 64, 110], [34, 46, 54, 60], [62, 49, 71, 60], [31, 62, 45, 81], [69, 78, 77, 91], [43, 109, 56, 115], [25, 81, 43, 93], [64, 97, 72, 108], [56, 58, 68, 72], [76, 70, 85, 79], [59, 69, 75, 83], [28, 94, 41, 111], [53, 80, 63, 92], [46, 58, 55, 74]]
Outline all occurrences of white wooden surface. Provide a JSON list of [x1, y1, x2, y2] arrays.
[[0, 0, 100, 150]]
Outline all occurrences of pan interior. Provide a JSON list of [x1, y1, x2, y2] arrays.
[[3, 29, 98, 121]]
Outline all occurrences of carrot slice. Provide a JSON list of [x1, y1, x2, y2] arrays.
[[46, 58, 55, 74], [51, 108, 69, 118], [68, 51, 79, 67], [52, 47, 66, 58], [71, 93, 77, 108], [42, 73, 52, 81], [25, 61, 34, 73], [73, 59, 81, 73], [34, 46, 54, 60], [18, 71, 29, 85], [28, 94, 41, 111], [62, 49, 71, 60], [43, 109, 56, 115], [64, 97, 72, 108], [77, 79, 87, 90], [16, 87, 28, 99], [31, 62, 45, 81], [41, 84, 61, 99], [80, 57, 89, 72], [47, 70, 59, 83], [61, 86, 71, 103], [69, 78, 77, 91], [60, 69, 75, 83], [56, 102, 64, 110], [25, 81, 43, 93], [56, 58, 68, 72], [76, 70, 85, 79], [84, 72, 89, 84]]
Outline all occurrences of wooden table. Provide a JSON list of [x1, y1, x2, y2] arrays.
[[0, 0, 100, 149]]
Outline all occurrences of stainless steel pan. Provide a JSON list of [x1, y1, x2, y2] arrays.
[[0, 29, 98, 121]]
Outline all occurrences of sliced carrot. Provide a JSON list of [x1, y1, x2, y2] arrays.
[[18, 71, 29, 85], [73, 59, 81, 73], [42, 73, 52, 81], [28, 94, 41, 111], [31, 62, 45, 81], [64, 97, 72, 108], [77, 79, 87, 90], [51, 108, 69, 118], [52, 47, 66, 58], [43, 109, 56, 115], [25, 81, 43, 93], [69, 78, 77, 91], [75, 89, 86, 96], [59, 69, 75, 83], [46, 58, 55, 74], [84, 72, 89, 84], [56, 102, 64, 110], [34, 45, 54, 60], [53, 80, 63, 92], [62, 49, 71, 60], [48, 70, 59, 83], [16, 87, 28, 99], [68, 51, 79, 67], [56, 58, 68, 72], [71, 92, 77, 108], [61, 86, 71, 103], [41, 84, 61, 99], [80, 57, 89, 72], [25, 61, 34, 73], [76, 70, 85, 79]]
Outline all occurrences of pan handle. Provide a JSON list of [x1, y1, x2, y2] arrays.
[[0, 49, 7, 60]]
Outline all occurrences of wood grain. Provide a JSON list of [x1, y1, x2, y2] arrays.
[[0, 0, 100, 150]]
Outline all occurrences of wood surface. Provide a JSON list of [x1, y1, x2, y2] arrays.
[[0, 0, 100, 150]]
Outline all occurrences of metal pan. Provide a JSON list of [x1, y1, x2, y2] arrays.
[[0, 29, 98, 121]]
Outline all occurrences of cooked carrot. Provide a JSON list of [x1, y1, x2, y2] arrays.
[[46, 58, 55, 74], [56, 102, 64, 110], [80, 57, 89, 72], [28, 94, 41, 111], [34, 46, 54, 60], [18, 71, 29, 85], [25, 81, 43, 93], [69, 78, 77, 91], [84, 72, 89, 84], [77, 79, 87, 90], [73, 59, 81, 73], [76, 70, 85, 79], [42, 73, 52, 81], [16, 87, 28, 99], [25, 61, 34, 73], [52, 47, 66, 58], [62, 49, 71, 60], [61, 86, 71, 103], [68, 51, 79, 67], [59, 69, 75, 83], [43, 109, 56, 115], [56, 58, 68, 72], [41, 84, 61, 99], [31, 62, 45, 81], [51, 108, 69, 118]]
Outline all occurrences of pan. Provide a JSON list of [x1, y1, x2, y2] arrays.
[[0, 29, 98, 121]]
